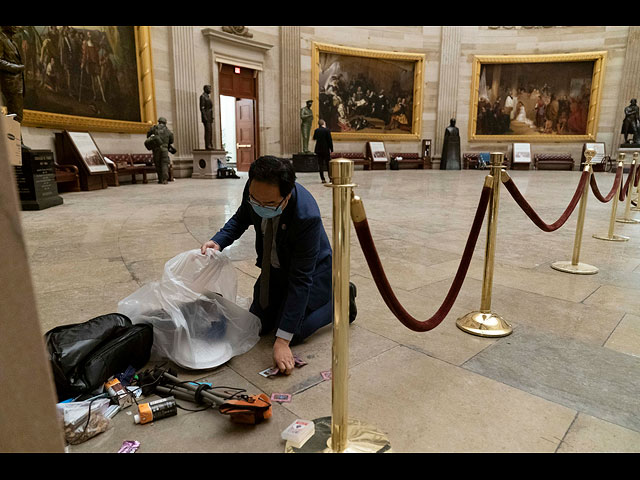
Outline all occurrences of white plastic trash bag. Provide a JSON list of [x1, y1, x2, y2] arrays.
[[118, 249, 260, 370]]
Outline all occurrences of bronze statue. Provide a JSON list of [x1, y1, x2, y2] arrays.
[[621, 98, 640, 145], [0, 26, 25, 123], [200, 85, 214, 150], [440, 118, 461, 170], [146, 117, 175, 184], [300, 100, 313, 153]]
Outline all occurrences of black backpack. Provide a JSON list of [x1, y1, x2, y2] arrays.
[[44, 313, 153, 401]]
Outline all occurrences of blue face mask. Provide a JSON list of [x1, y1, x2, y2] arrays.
[[250, 203, 283, 219], [248, 193, 286, 218]]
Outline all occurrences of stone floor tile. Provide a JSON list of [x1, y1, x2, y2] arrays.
[[557, 413, 640, 453], [463, 326, 640, 433], [289, 346, 576, 452]]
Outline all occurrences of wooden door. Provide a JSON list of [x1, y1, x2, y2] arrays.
[[235, 98, 255, 172]]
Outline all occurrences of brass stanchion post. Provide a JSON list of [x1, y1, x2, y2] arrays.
[[632, 152, 640, 211], [286, 158, 391, 454], [593, 154, 629, 242], [551, 149, 599, 274], [456, 152, 512, 337], [616, 153, 639, 224]]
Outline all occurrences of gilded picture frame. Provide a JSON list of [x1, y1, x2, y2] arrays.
[[20, 26, 156, 134], [468, 51, 607, 142], [311, 42, 425, 141]]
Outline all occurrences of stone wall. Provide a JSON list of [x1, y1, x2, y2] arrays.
[[19, 26, 637, 173]]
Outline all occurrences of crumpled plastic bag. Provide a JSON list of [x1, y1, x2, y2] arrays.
[[118, 249, 260, 370], [57, 398, 111, 445]]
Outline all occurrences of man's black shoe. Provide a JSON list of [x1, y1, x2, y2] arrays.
[[349, 282, 357, 323]]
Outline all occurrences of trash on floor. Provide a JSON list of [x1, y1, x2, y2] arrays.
[[57, 397, 112, 445], [281, 419, 315, 449], [118, 249, 261, 370]]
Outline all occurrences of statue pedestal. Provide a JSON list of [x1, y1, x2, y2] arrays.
[[14, 149, 63, 211], [192, 149, 228, 179], [292, 153, 318, 172]]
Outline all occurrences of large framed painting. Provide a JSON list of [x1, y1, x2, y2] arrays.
[[17, 26, 157, 133], [311, 42, 425, 141], [469, 51, 607, 142]]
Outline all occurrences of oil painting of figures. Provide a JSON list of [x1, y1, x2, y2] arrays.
[[16, 26, 142, 123], [474, 61, 595, 137], [318, 51, 417, 135]]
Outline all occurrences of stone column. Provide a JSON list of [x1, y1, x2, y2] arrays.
[[612, 26, 640, 157], [170, 26, 201, 177], [434, 26, 462, 166], [280, 26, 301, 157]]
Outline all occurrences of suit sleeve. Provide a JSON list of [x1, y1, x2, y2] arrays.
[[276, 216, 323, 335], [211, 182, 252, 249]]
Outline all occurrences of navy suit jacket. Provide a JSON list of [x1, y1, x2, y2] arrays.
[[211, 181, 332, 334]]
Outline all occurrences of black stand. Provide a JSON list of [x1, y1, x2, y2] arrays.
[[13, 148, 63, 211]]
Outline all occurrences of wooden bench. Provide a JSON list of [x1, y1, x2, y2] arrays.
[[103, 153, 148, 186], [331, 152, 371, 170], [131, 153, 174, 182], [463, 153, 480, 169], [389, 152, 428, 169], [463, 153, 512, 170], [533, 153, 574, 171], [54, 162, 81, 192]]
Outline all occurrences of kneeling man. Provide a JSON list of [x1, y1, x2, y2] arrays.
[[201, 156, 354, 375]]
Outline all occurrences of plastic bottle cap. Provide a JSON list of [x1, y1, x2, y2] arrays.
[[134, 414, 140, 424]]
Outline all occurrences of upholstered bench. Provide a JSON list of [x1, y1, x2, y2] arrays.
[[331, 152, 371, 170], [54, 162, 81, 192], [463, 153, 512, 170], [103, 153, 148, 186], [389, 153, 427, 169], [463, 153, 480, 169], [131, 153, 174, 182], [534, 154, 574, 171]]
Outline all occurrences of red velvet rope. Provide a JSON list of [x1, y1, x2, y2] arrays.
[[352, 184, 491, 332], [502, 170, 588, 232], [619, 167, 635, 202], [635, 164, 640, 187], [590, 166, 623, 203]]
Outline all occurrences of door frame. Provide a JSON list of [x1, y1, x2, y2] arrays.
[[217, 63, 260, 168]]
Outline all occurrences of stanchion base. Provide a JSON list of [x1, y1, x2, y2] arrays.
[[550, 260, 599, 275], [456, 311, 512, 337], [592, 233, 630, 242], [285, 416, 392, 453], [615, 217, 640, 224]]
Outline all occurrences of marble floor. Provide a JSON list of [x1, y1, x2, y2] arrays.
[[20, 166, 640, 453]]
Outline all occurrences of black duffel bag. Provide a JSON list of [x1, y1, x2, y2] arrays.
[[44, 313, 153, 401]]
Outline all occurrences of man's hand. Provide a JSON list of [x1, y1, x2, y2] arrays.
[[200, 240, 220, 255], [273, 337, 295, 375]]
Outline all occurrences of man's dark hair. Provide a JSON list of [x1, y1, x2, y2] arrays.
[[248, 156, 296, 197]]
